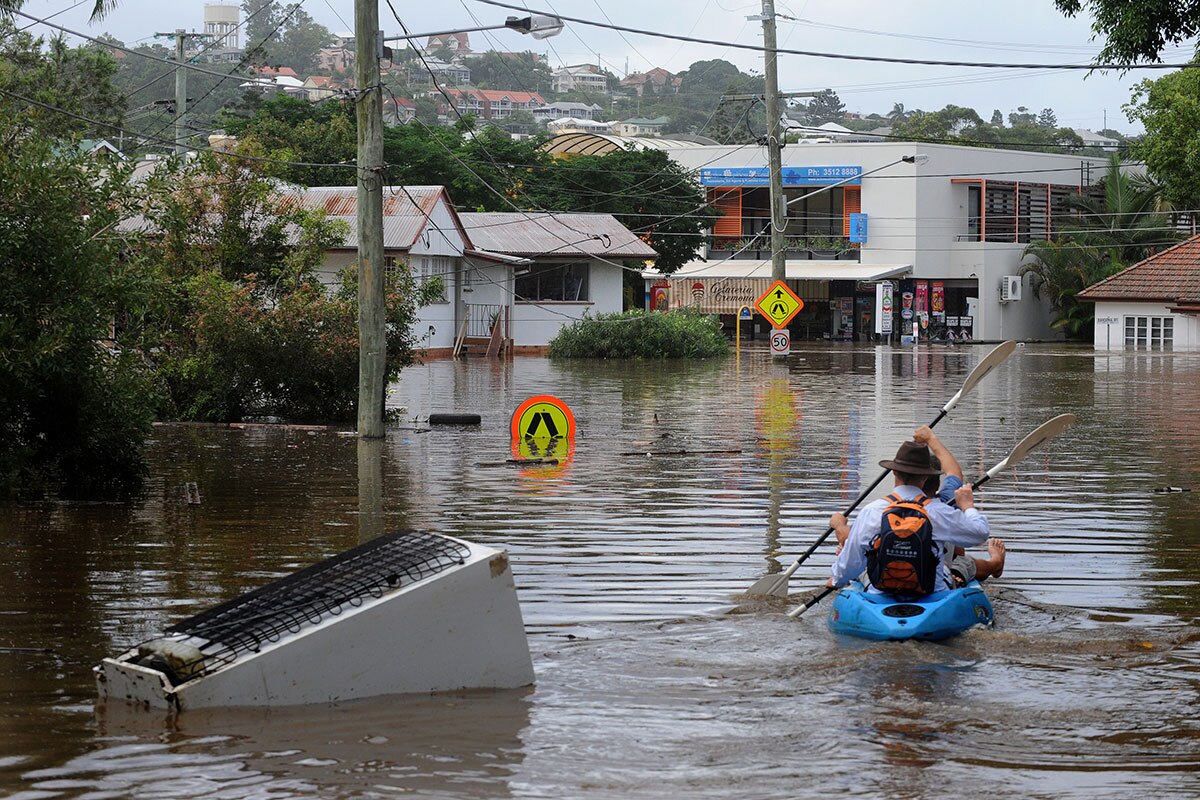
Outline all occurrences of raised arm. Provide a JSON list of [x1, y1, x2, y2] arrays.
[[914, 425, 963, 480]]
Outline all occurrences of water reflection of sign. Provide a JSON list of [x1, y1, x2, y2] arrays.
[[931, 281, 945, 317], [650, 281, 669, 312], [755, 280, 805, 328], [511, 395, 576, 461]]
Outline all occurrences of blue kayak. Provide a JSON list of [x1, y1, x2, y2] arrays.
[[828, 580, 994, 641]]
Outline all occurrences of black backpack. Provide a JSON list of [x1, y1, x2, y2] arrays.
[[866, 492, 938, 596]]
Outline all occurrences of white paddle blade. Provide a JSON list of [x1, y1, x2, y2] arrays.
[[746, 572, 790, 598], [942, 340, 1017, 413], [1008, 413, 1077, 466]]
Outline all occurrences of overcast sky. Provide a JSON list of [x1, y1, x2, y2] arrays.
[[17, 0, 1199, 133]]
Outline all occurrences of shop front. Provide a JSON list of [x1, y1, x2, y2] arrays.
[[643, 261, 910, 342]]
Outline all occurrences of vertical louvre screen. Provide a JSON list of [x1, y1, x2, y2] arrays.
[[711, 188, 742, 238], [842, 186, 861, 237]]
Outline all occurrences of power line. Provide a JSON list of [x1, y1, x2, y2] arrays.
[[468, 0, 1200, 71]]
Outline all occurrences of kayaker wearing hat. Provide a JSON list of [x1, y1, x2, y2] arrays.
[[827, 439, 990, 595]]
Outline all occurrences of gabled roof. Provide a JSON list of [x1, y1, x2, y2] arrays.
[[279, 186, 466, 251], [460, 212, 657, 260], [253, 66, 298, 78], [1077, 235, 1200, 303], [443, 87, 545, 105]]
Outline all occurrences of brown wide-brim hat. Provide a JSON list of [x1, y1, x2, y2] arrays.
[[879, 440, 943, 476]]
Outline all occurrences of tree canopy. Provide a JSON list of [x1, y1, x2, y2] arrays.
[[1054, 0, 1200, 64], [1127, 67, 1200, 211], [1021, 155, 1176, 338]]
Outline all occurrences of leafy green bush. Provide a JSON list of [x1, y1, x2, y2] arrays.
[[132, 154, 441, 423], [549, 309, 729, 359], [0, 133, 158, 499]]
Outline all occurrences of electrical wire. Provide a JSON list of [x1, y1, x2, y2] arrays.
[[468, 0, 1200, 70]]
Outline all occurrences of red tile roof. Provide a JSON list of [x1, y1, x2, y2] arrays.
[[443, 87, 546, 105], [254, 66, 299, 78], [1077, 235, 1200, 303]]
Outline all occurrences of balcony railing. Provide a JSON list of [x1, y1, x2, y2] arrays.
[[708, 237, 860, 261]]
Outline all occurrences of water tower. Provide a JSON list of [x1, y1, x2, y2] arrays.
[[204, 3, 240, 50]]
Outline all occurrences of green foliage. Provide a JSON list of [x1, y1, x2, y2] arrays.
[[798, 89, 846, 124], [0, 127, 157, 499], [241, 0, 333, 73], [1127, 67, 1200, 211], [1020, 155, 1176, 338], [1054, 0, 1200, 64], [549, 309, 729, 359], [524, 148, 717, 272], [130, 152, 438, 422], [886, 102, 1086, 152], [0, 21, 123, 139], [461, 51, 551, 92]]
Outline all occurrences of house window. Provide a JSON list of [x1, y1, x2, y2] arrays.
[[1124, 315, 1174, 349], [413, 256, 449, 302], [384, 255, 403, 280], [515, 262, 589, 302]]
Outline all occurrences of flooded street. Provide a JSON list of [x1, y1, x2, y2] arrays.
[[2, 343, 1199, 799]]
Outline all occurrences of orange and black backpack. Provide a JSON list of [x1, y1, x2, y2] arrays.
[[866, 492, 938, 596]]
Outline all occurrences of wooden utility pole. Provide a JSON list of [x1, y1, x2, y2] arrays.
[[174, 29, 187, 155], [759, 0, 786, 288], [355, 0, 386, 438], [154, 29, 204, 155]]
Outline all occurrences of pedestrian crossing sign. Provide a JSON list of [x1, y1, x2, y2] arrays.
[[755, 280, 805, 328], [511, 395, 576, 461]]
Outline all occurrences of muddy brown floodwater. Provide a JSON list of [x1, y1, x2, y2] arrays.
[[2, 343, 1198, 799]]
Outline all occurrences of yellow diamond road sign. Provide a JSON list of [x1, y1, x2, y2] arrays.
[[755, 280, 805, 328]]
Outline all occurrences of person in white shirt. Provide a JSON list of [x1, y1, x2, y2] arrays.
[[827, 439, 990, 594]]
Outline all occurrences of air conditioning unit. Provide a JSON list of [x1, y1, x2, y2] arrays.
[[1000, 275, 1022, 303]]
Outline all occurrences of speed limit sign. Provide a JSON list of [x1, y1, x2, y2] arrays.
[[770, 328, 790, 355]]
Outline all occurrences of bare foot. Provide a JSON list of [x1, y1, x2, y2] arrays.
[[987, 538, 1006, 578]]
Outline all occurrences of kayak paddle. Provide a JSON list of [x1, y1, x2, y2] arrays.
[[786, 412, 1077, 619], [745, 339, 1016, 598]]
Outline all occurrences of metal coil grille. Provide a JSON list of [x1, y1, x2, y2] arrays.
[[164, 530, 470, 670]]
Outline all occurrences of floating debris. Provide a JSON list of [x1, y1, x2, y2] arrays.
[[95, 531, 534, 711]]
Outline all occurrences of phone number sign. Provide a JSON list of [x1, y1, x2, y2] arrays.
[[699, 166, 862, 186]]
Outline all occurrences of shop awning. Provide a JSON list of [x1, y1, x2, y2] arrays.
[[644, 260, 910, 282]]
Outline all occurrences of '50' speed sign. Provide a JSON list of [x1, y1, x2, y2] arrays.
[[770, 328, 790, 355]]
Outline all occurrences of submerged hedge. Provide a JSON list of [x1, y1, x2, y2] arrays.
[[549, 309, 730, 358]]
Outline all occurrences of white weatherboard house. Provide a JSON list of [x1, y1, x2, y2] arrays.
[[1077, 235, 1200, 350], [286, 187, 655, 355], [461, 212, 657, 353], [584, 138, 1110, 342], [285, 186, 468, 355]]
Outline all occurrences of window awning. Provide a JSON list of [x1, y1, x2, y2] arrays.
[[644, 260, 910, 282]]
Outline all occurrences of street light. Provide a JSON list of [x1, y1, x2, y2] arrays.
[[785, 153, 928, 208], [382, 15, 564, 44]]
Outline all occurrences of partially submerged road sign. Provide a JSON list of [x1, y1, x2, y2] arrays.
[[755, 280, 805, 329], [511, 395, 576, 461]]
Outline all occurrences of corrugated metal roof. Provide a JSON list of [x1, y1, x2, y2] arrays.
[[1078, 235, 1200, 302], [542, 131, 716, 157], [279, 186, 447, 250], [460, 212, 657, 259]]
